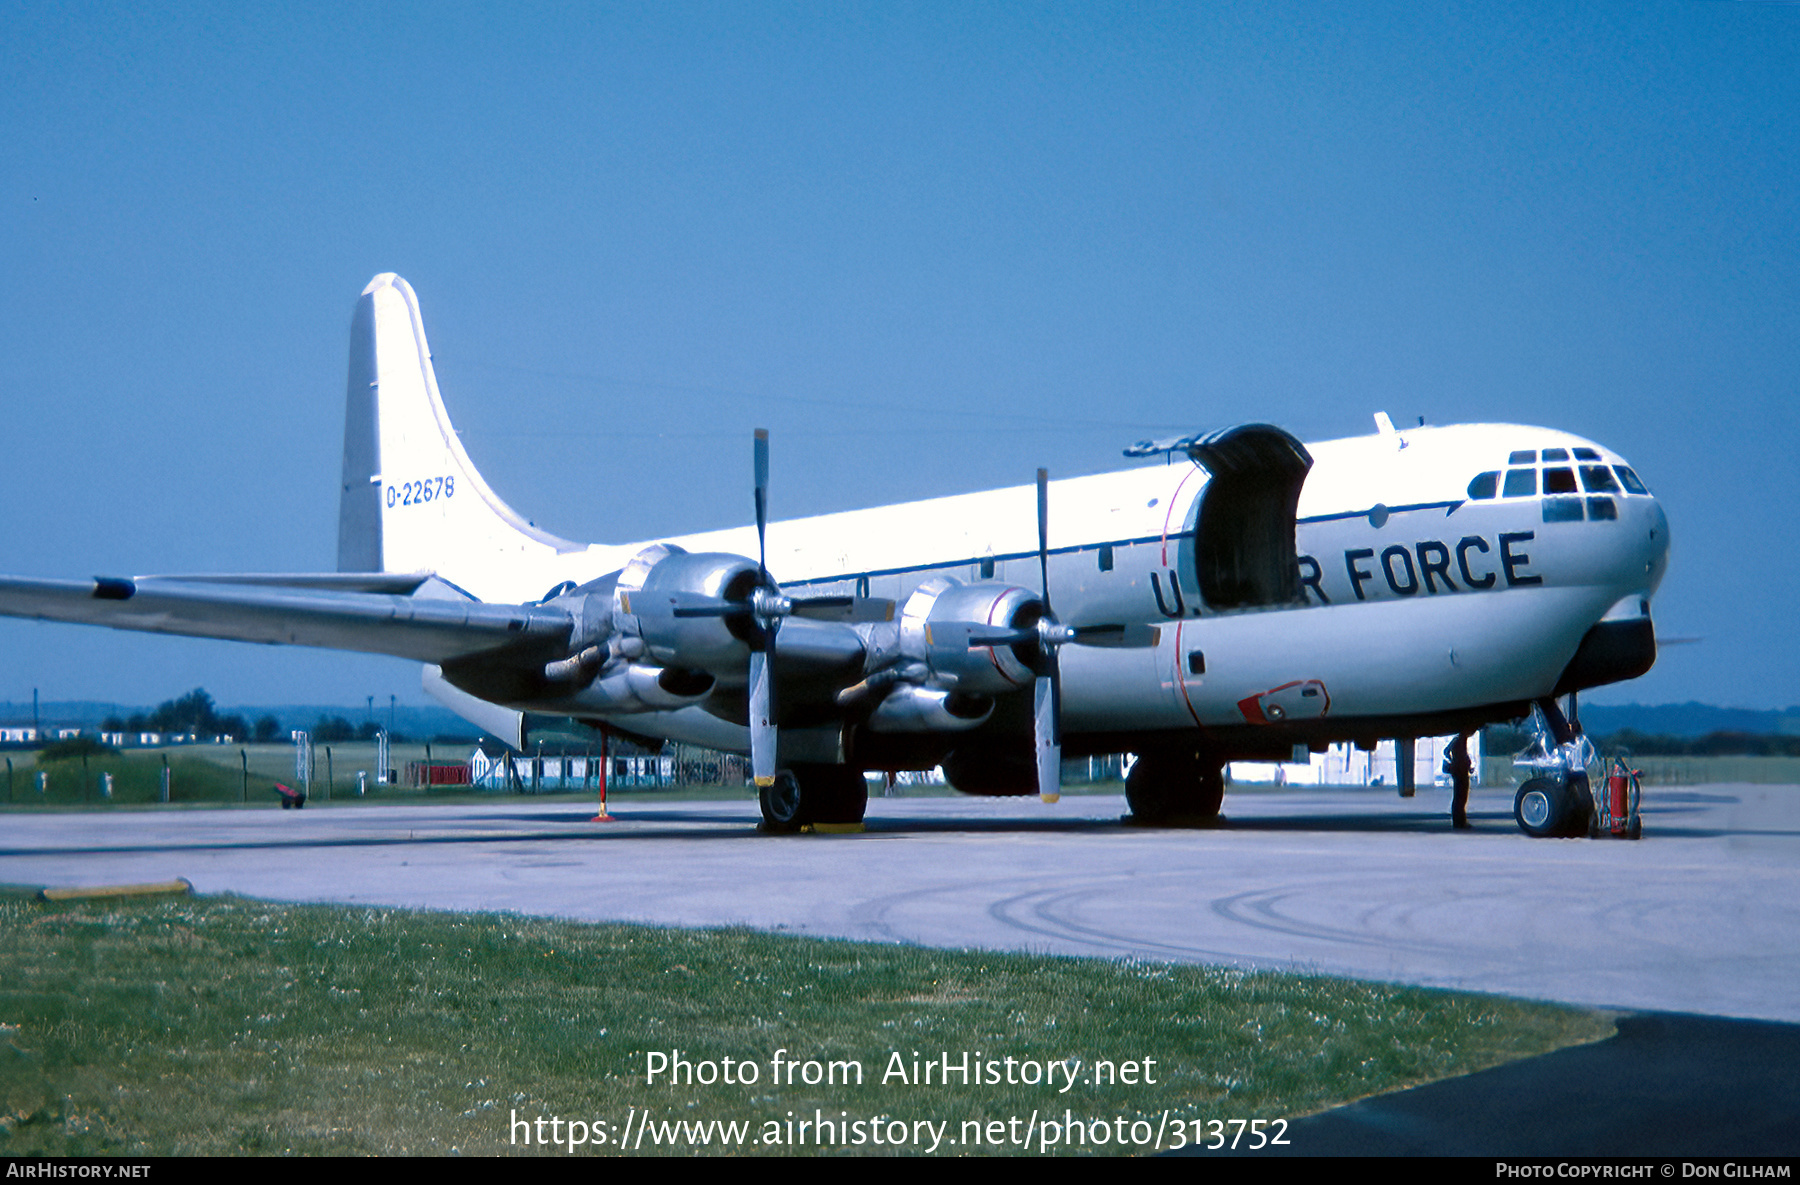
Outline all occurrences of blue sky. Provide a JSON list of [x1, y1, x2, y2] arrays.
[[2, 2, 1796, 711]]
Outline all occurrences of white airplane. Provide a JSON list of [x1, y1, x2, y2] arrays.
[[0, 274, 1669, 836]]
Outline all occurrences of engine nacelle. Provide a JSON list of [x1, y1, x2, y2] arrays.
[[898, 577, 1043, 695], [628, 551, 765, 675], [564, 662, 716, 714], [865, 684, 994, 733]]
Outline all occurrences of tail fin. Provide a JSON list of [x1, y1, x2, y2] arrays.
[[337, 274, 584, 596]]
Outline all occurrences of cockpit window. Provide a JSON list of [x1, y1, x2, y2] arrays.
[[1543, 467, 1578, 494], [1573, 447, 1600, 461], [1614, 466, 1649, 495], [1508, 450, 1536, 464], [1467, 471, 1499, 500], [1502, 469, 1536, 497], [1542, 447, 1570, 462], [1579, 465, 1620, 493]]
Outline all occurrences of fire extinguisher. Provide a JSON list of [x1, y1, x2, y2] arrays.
[[1608, 762, 1631, 831]]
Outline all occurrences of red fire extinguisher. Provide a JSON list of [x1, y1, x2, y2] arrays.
[[1608, 766, 1630, 830]]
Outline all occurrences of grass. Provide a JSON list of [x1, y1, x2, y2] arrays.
[[0, 894, 1612, 1156], [3, 753, 249, 807]]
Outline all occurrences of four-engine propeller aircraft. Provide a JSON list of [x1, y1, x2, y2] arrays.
[[0, 274, 1670, 835]]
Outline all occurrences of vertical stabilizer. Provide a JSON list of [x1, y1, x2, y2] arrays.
[[336, 274, 584, 598]]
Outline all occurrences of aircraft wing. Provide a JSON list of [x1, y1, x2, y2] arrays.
[[0, 574, 573, 665]]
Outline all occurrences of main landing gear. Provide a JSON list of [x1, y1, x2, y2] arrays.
[[758, 763, 869, 834], [1125, 747, 1226, 825]]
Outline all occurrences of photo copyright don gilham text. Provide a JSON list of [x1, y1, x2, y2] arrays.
[[504, 1047, 1292, 1154]]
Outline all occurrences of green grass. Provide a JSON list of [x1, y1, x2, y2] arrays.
[[2, 753, 249, 806], [0, 895, 1612, 1156]]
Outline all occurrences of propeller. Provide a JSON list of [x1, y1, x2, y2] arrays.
[[962, 469, 1161, 802], [671, 431, 779, 784], [748, 429, 776, 787], [957, 470, 1063, 801], [1032, 469, 1062, 802], [671, 429, 893, 786]]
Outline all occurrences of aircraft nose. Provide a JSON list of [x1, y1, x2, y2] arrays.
[[1642, 498, 1670, 591]]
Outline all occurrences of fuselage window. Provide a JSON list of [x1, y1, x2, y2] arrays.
[[1098, 544, 1114, 572], [1614, 466, 1649, 495], [1579, 465, 1620, 493], [1543, 498, 1584, 523], [1467, 471, 1499, 499], [1573, 447, 1600, 461], [1542, 447, 1570, 462], [979, 556, 995, 579], [1503, 469, 1537, 497], [1543, 467, 1578, 494], [1508, 449, 1536, 465], [1587, 497, 1618, 520]]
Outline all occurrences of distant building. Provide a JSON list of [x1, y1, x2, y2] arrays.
[[1226, 734, 1484, 787]]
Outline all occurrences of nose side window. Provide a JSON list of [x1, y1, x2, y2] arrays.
[[1614, 466, 1649, 495], [1579, 465, 1620, 493], [1502, 469, 1537, 497], [1543, 467, 1578, 494], [1467, 471, 1499, 499]]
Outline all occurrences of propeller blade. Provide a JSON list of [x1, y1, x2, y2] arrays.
[[964, 628, 1035, 647], [1036, 468, 1051, 615], [748, 430, 778, 786], [671, 601, 747, 619], [753, 428, 770, 578], [923, 622, 1033, 650], [789, 595, 896, 624], [748, 647, 776, 786], [1067, 622, 1161, 648], [1034, 660, 1061, 803]]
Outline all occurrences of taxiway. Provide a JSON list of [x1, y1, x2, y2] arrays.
[[3, 783, 1796, 1023]]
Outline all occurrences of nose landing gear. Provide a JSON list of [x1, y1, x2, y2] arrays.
[[1511, 699, 1597, 838], [1513, 774, 1591, 838]]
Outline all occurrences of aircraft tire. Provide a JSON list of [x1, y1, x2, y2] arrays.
[[1513, 777, 1571, 838], [798, 763, 868, 825], [1562, 777, 1595, 838], [759, 771, 805, 834], [942, 748, 1036, 796], [1126, 749, 1225, 825], [761, 765, 868, 831]]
